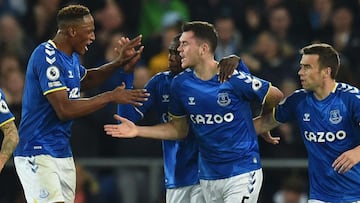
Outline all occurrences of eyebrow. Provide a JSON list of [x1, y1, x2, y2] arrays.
[[300, 64, 311, 67]]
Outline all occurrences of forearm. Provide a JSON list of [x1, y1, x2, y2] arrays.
[[136, 120, 189, 140], [51, 91, 113, 120], [253, 111, 280, 134], [0, 121, 19, 168], [81, 62, 120, 90], [262, 86, 284, 114]]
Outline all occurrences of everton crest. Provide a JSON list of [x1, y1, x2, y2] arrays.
[[217, 93, 231, 107], [329, 109, 342, 124]]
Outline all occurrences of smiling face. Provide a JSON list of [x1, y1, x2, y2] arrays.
[[71, 14, 95, 55]]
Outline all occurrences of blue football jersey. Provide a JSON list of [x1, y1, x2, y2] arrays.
[[238, 59, 250, 74], [0, 89, 15, 126], [169, 69, 270, 180], [275, 83, 360, 202], [15, 40, 86, 158], [120, 71, 200, 189]]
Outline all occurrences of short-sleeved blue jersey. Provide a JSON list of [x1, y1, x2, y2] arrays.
[[275, 83, 360, 202], [15, 40, 86, 158], [120, 71, 199, 189], [169, 69, 270, 180], [0, 89, 15, 126]]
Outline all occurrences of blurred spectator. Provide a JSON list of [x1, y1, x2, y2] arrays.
[[0, 54, 24, 126], [75, 163, 102, 203], [147, 22, 181, 76], [133, 65, 151, 89], [0, 54, 22, 76], [273, 175, 308, 203], [267, 4, 308, 49], [317, 5, 360, 87], [185, 0, 241, 24], [142, 11, 183, 67], [241, 31, 298, 87], [0, 14, 35, 66], [0, 0, 27, 17], [138, 0, 189, 40], [22, 0, 61, 44], [237, 4, 265, 49], [214, 14, 242, 61], [307, 0, 334, 40], [83, 0, 125, 68]]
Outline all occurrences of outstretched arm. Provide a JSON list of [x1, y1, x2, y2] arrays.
[[0, 121, 19, 173], [104, 114, 189, 140]]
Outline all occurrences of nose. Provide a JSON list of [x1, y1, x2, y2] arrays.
[[177, 44, 183, 52], [298, 67, 303, 76], [90, 32, 95, 41]]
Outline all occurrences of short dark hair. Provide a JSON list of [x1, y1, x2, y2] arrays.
[[182, 21, 218, 53], [169, 33, 181, 50], [300, 43, 340, 79], [57, 4, 90, 27]]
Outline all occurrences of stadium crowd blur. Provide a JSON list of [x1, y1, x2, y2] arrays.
[[0, 0, 359, 202]]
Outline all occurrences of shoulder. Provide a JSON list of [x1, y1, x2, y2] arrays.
[[335, 82, 360, 101], [153, 71, 170, 79], [336, 83, 360, 95], [227, 70, 269, 89], [280, 89, 307, 105], [173, 68, 192, 81], [30, 41, 58, 62], [148, 71, 171, 84], [31, 42, 47, 56]]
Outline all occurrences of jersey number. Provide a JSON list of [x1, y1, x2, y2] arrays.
[[242, 196, 249, 203]]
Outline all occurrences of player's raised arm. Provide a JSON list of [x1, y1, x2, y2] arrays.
[[81, 35, 144, 90], [104, 114, 189, 140]]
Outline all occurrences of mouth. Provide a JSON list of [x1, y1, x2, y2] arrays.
[[85, 41, 92, 52]]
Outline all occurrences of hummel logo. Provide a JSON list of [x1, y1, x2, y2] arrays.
[[188, 97, 195, 105], [68, 70, 74, 78], [162, 94, 169, 102], [303, 113, 310, 122]]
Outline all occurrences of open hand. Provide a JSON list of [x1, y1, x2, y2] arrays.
[[113, 35, 144, 68], [104, 114, 138, 138], [111, 83, 149, 106], [260, 131, 280, 145], [332, 146, 360, 173]]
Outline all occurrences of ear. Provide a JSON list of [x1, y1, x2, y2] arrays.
[[200, 43, 209, 56], [68, 27, 77, 37], [323, 67, 331, 78]]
